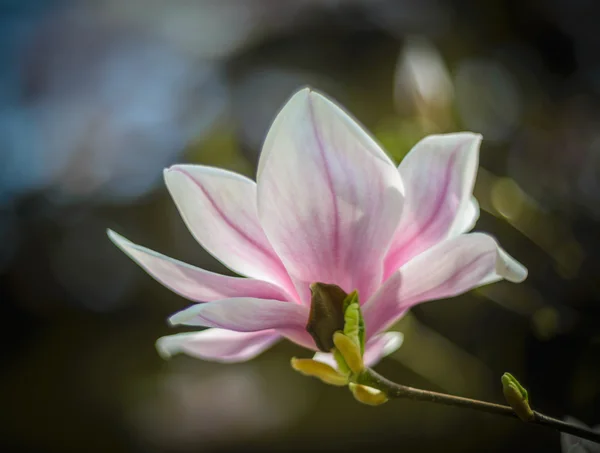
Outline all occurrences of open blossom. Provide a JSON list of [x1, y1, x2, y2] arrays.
[[108, 87, 527, 367]]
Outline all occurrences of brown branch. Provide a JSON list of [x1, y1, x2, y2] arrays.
[[356, 367, 600, 444]]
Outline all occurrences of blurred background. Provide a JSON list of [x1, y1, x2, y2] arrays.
[[1, 0, 599, 452]]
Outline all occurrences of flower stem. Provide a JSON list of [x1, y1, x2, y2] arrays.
[[356, 367, 600, 444]]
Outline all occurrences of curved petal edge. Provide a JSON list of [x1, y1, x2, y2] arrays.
[[107, 229, 291, 303], [168, 297, 310, 333], [364, 233, 527, 335], [156, 328, 280, 363], [257, 88, 404, 301]]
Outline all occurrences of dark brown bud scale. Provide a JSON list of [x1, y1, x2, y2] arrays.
[[306, 282, 348, 351]]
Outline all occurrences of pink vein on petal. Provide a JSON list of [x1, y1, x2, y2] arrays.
[[186, 308, 306, 333], [385, 147, 459, 274], [172, 167, 296, 299], [371, 249, 495, 335], [404, 251, 493, 307], [307, 95, 340, 265]]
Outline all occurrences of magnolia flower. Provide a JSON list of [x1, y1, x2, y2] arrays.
[[108, 87, 527, 367]]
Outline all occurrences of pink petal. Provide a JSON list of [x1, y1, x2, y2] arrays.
[[108, 230, 291, 302], [257, 88, 404, 302], [279, 328, 320, 351], [383, 133, 482, 279], [169, 297, 309, 333], [364, 233, 527, 336], [164, 165, 295, 296], [363, 332, 404, 367], [156, 328, 280, 363], [312, 332, 403, 368]]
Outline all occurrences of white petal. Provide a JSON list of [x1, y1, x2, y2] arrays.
[[384, 133, 481, 278], [169, 297, 309, 332], [156, 328, 280, 363], [364, 233, 527, 335], [312, 351, 338, 368], [448, 196, 480, 236], [363, 332, 404, 367], [257, 88, 404, 301], [108, 230, 291, 302], [164, 164, 294, 293]]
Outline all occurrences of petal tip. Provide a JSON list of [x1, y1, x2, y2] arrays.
[[155, 336, 174, 359], [163, 165, 180, 177], [167, 304, 205, 327], [163, 166, 177, 179], [384, 332, 404, 355], [163, 166, 189, 185], [167, 313, 182, 326], [284, 87, 318, 113], [453, 131, 483, 149], [456, 131, 483, 141], [512, 264, 528, 283], [296, 85, 313, 95], [496, 247, 528, 283], [288, 86, 335, 108], [107, 229, 129, 249], [445, 131, 483, 148]]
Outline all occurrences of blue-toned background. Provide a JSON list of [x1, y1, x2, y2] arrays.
[[1, 1, 599, 452]]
